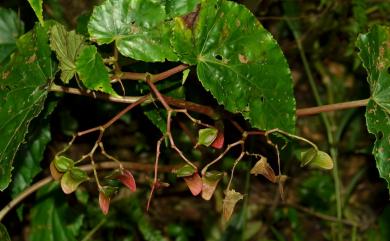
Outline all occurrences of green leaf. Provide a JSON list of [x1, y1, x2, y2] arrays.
[[75, 45, 117, 95], [356, 25, 390, 191], [11, 100, 56, 197], [0, 24, 56, 191], [0, 223, 11, 241], [198, 127, 218, 146], [11, 125, 51, 196], [88, 0, 178, 62], [50, 24, 86, 83], [143, 105, 167, 134], [60, 167, 89, 194], [54, 155, 74, 172], [296, 148, 318, 166], [27, 0, 44, 25], [175, 164, 197, 177], [166, 0, 200, 18], [0, 8, 24, 64], [172, 0, 296, 132], [308, 151, 333, 170], [30, 183, 79, 241]]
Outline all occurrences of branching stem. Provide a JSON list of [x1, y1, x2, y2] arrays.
[[0, 161, 178, 222]]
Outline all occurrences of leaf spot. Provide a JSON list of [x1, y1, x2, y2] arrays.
[[27, 54, 37, 64], [239, 54, 249, 64]]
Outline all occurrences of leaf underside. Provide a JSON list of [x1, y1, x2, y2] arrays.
[[357, 25, 390, 192], [0, 24, 55, 191], [172, 0, 296, 132], [50, 24, 86, 83]]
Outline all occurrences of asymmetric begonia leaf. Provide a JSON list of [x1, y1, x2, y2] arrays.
[[75, 45, 117, 95], [88, 0, 178, 62], [357, 25, 390, 191], [0, 24, 55, 191], [50, 24, 86, 83], [172, 0, 296, 132], [0, 8, 24, 64], [27, 0, 44, 25]]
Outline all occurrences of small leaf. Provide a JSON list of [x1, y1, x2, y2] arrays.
[[0, 223, 11, 241], [250, 155, 276, 183], [182, 69, 190, 85], [53, 155, 74, 172], [308, 151, 333, 170], [211, 130, 224, 149], [27, 0, 44, 25], [175, 164, 197, 177], [50, 24, 86, 83], [50, 161, 63, 181], [0, 8, 24, 64], [99, 191, 110, 215], [60, 167, 89, 194], [223, 189, 244, 222], [98, 185, 118, 216], [297, 148, 318, 166], [117, 169, 136, 192], [198, 128, 218, 147], [201, 171, 223, 200], [75, 45, 117, 95], [183, 172, 202, 196]]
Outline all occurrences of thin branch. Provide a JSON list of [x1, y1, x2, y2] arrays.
[[201, 140, 244, 176], [103, 95, 150, 128], [0, 161, 178, 222], [147, 136, 165, 211], [146, 76, 172, 111], [50, 84, 369, 119], [50, 84, 153, 104], [120, 64, 189, 82], [151, 64, 189, 83], [296, 99, 369, 116]]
